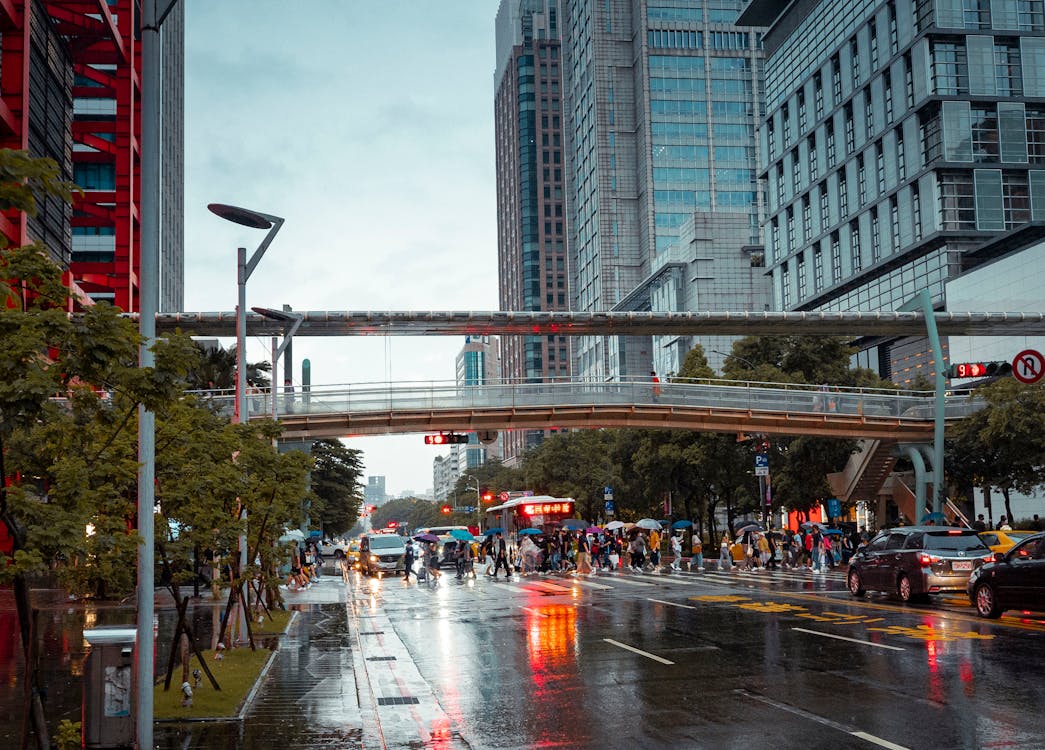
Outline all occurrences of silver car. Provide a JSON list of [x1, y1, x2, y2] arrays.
[[359, 534, 407, 576], [848, 526, 993, 603]]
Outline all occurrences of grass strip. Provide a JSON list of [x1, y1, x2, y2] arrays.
[[154, 646, 272, 720], [252, 608, 292, 635]]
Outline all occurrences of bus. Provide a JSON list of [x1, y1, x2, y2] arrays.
[[484, 495, 576, 534]]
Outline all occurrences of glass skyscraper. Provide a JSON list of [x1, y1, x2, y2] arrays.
[[741, 0, 1045, 382], [561, 0, 770, 379]]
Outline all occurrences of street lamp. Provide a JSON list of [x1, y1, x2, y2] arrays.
[[208, 203, 284, 645], [711, 349, 757, 372]]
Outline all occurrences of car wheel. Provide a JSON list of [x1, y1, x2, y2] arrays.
[[848, 570, 865, 596], [974, 583, 1002, 619], [897, 574, 914, 602]]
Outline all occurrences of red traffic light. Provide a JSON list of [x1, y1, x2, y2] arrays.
[[423, 433, 469, 445], [482, 492, 494, 503], [440, 504, 452, 515], [386, 521, 398, 528]]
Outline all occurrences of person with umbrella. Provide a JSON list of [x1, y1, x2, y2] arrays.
[[424, 540, 442, 582]]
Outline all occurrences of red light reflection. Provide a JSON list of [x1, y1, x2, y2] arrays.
[[525, 604, 577, 692]]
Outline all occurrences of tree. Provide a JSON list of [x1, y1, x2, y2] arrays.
[[522, 431, 616, 520], [185, 342, 270, 390], [310, 439, 364, 537]]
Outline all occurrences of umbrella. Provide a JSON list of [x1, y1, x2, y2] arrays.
[[449, 529, 475, 541], [561, 519, 587, 530], [671, 520, 693, 529], [920, 512, 947, 524], [735, 522, 763, 534], [279, 528, 305, 543], [414, 533, 440, 543], [823, 529, 844, 536], [635, 518, 661, 530], [518, 528, 542, 536], [800, 521, 825, 529], [483, 527, 505, 536], [586, 526, 604, 534], [605, 520, 626, 530]]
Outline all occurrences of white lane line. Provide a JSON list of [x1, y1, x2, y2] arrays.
[[603, 638, 675, 665], [850, 732, 914, 750], [792, 627, 905, 651], [524, 580, 574, 593], [601, 576, 656, 587], [647, 598, 697, 610], [738, 689, 911, 750], [567, 577, 614, 590], [519, 606, 548, 618]]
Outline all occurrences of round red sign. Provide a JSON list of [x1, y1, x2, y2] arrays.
[[1011, 349, 1045, 384]]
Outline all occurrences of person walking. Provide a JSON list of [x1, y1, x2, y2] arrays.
[[649, 527, 661, 572], [719, 533, 732, 571], [651, 370, 661, 400], [690, 534, 704, 571], [492, 532, 512, 580], [403, 540, 416, 582], [670, 532, 683, 571], [576, 532, 592, 574]]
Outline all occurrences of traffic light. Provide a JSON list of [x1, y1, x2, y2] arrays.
[[948, 361, 1011, 378], [423, 432, 469, 445], [481, 488, 494, 503], [756, 439, 770, 454], [386, 521, 398, 529], [440, 504, 452, 515]]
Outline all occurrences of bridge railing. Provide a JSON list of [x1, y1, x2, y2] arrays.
[[185, 378, 984, 423]]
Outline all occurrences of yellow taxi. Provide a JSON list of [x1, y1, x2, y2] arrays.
[[979, 529, 1035, 554]]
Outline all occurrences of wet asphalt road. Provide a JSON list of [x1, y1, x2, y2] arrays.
[[150, 561, 1045, 750], [4, 562, 1043, 749]]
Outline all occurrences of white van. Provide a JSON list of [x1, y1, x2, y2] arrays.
[[359, 533, 407, 576]]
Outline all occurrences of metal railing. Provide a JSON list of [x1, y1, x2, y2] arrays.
[[186, 377, 985, 424]]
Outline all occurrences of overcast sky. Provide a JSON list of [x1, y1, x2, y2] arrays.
[[183, 2, 498, 496]]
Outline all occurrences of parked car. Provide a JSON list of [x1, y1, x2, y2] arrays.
[[847, 526, 993, 603], [359, 533, 407, 576], [968, 532, 1045, 618], [317, 538, 350, 560], [978, 529, 1036, 554]]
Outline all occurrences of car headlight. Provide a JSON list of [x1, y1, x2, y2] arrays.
[[370, 555, 378, 562]]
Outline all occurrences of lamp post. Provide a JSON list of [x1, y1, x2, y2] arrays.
[[711, 349, 757, 372], [208, 203, 284, 645]]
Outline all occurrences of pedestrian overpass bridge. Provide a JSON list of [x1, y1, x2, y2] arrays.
[[198, 378, 981, 442]]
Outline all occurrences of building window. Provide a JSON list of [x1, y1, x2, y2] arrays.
[[808, 133, 819, 180], [802, 195, 813, 239], [912, 184, 922, 238], [814, 72, 824, 119], [938, 171, 976, 229], [871, 207, 882, 262], [896, 127, 906, 180], [820, 182, 830, 229], [783, 103, 792, 144], [889, 1, 899, 52], [782, 263, 792, 307], [963, 0, 991, 28], [876, 140, 886, 191], [827, 126, 837, 165], [814, 247, 824, 290], [890, 195, 901, 250], [787, 206, 796, 248], [798, 89, 807, 131], [771, 217, 780, 251], [932, 41, 968, 95], [995, 41, 1023, 96], [850, 220, 862, 272], [832, 54, 843, 102], [839, 172, 849, 216], [791, 147, 801, 192], [1002, 172, 1031, 227], [972, 106, 999, 162], [921, 109, 943, 162], [797, 254, 807, 299], [1019, 0, 1045, 30], [830, 231, 842, 282], [884, 77, 894, 123], [869, 20, 879, 70], [1028, 107, 1045, 163], [845, 103, 855, 154], [904, 52, 915, 106], [850, 38, 861, 87], [858, 154, 867, 202]]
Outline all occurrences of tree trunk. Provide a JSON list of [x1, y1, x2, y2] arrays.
[[1002, 487, 1013, 526], [983, 485, 993, 527]]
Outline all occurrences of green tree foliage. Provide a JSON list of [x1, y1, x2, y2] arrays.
[[522, 430, 616, 520], [948, 379, 1045, 522], [185, 342, 271, 390], [310, 439, 364, 537], [449, 458, 525, 505], [368, 496, 442, 533]]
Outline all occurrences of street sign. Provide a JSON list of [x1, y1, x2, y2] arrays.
[[827, 497, 842, 518], [754, 453, 769, 476], [604, 500, 615, 512], [1012, 349, 1045, 384], [604, 486, 613, 495], [500, 491, 510, 502]]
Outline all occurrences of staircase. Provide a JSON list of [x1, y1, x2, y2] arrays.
[[828, 439, 898, 504]]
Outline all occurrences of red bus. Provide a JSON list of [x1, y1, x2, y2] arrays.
[[484, 495, 576, 534]]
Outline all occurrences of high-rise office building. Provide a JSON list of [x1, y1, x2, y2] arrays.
[[364, 476, 387, 507], [0, 2, 184, 313], [560, 0, 770, 379], [740, 0, 1045, 383], [452, 336, 502, 472], [495, 0, 573, 461]]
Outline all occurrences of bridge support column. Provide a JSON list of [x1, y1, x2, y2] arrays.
[[899, 444, 931, 521]]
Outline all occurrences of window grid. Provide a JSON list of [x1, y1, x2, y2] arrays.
[[938, 172, 976, 230], [871, 207, 882, 262], [1002, 172, 1030, 228], [850, 220, 862, 272], [830, 232, 842, 282]]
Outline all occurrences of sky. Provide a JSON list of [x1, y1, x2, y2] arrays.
[[183, 2, 499, 497]]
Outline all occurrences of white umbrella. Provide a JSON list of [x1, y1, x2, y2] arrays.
[[635, 518, 661, 530], [605, 520, 626, 530], [279, 528, 305, 543]]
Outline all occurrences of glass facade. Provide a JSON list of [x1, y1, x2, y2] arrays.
[[562, 0, 767, 379], [760, 0, 1045, 359]]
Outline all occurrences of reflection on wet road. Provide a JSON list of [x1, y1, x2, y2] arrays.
[[7, 562, 1045, 749]]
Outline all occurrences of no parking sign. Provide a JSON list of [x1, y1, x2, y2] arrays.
[[1012, 349, 1045, 384]]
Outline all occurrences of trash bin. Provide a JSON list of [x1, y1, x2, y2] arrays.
[[83, 627, 137, 749]]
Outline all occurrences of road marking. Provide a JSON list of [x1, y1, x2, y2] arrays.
[[647, 597, 697, 610], [524, 580, 574, 594], [519, 606, 548, 618], [567, 577, 615, 590], [602, 576, 656, 587], [738, 689, 911, 750], [792, 627, 905, 651], [603, 638, 675, 664]]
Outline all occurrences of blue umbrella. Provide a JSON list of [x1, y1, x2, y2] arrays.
[[518, 528, 542, 536], [483, 527, 505, 536], [920, 512, 947, 524], [823, 529, 844, 536], [671, 520, 693, 529], [561, 519, 587, 530], [449, 529, 475, 541]]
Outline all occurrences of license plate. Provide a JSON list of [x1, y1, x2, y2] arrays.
[[952, 561, 972, 571]]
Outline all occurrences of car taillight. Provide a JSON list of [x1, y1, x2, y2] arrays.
[[919, 554, 938, 566], [982, 554, 995, 563]]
